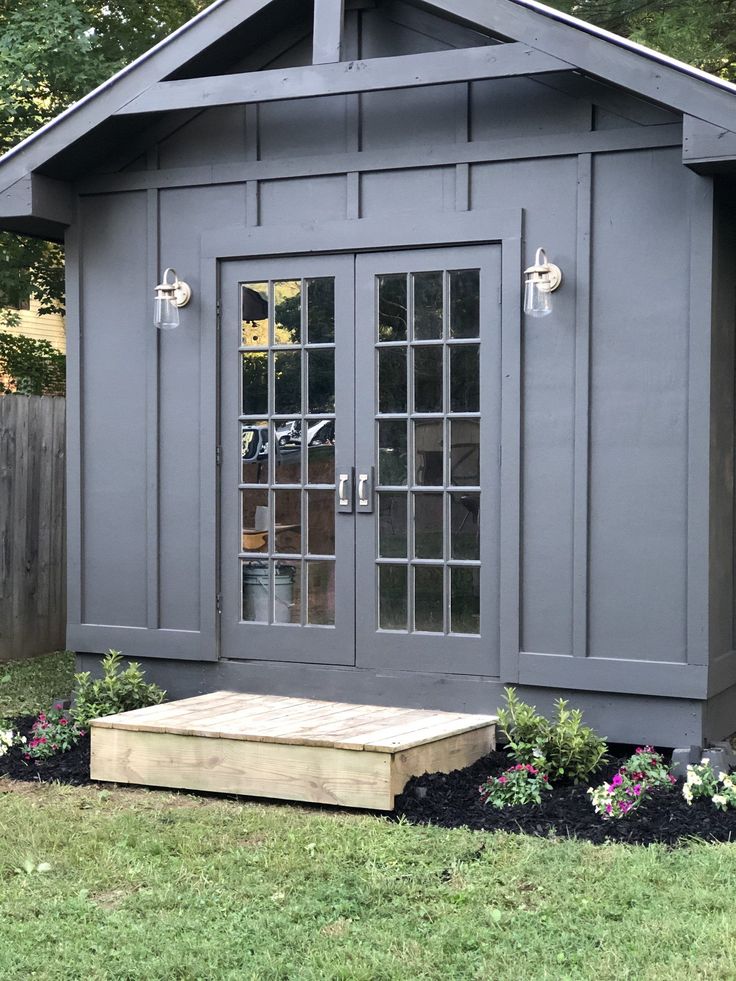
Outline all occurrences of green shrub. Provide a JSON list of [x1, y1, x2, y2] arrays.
[[73, 650, 166, 725], [497, 687, 608, 784]]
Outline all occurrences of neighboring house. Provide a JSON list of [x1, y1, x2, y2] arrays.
[[0, 0, 735, 748], [3, 297, 66, 353]]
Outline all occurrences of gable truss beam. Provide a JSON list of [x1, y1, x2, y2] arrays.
[[115, 42, 573, 116], [683, 115, 736, 173], [0, 173, 72, 226]]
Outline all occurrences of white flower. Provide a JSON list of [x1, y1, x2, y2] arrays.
[[682, 785, 693, 804], [687, 771, 702, 786], [701, 757, 711, 766], [713, 795, 727, 807], [719, 772, 728, 782]]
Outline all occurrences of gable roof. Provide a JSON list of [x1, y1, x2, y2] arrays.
[[1, 0, 735, 236]]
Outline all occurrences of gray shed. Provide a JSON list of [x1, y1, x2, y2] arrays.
[[3, 0, 736, 747]]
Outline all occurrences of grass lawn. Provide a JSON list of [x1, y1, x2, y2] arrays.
[[1, 652, 736, 980], [0, 650, 75, 717]]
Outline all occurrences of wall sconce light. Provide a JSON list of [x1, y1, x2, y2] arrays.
[[154, 268, 192, 330], [523, 248, 563, 318]]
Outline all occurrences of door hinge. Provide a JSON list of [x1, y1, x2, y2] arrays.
[[216, 298, 222, 327], [216, 445, 222, 466], [216, 593, 222, 615], [497, 285, 502, 305]]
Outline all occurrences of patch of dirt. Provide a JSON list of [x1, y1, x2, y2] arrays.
[[90, 885, 141, 910], [1, 715, 90, 786]]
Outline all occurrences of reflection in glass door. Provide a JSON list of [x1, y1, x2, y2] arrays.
[[220, 255, 355, 665], [355, 247, 502, 677]]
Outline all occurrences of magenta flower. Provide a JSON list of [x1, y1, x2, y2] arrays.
[[611, 773, 623, 788]]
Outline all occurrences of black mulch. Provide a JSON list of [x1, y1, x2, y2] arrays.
[[2, 715, 735, 846], [1, 716, 90, 786]]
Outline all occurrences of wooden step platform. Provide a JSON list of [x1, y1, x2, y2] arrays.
[[90, 691, 496, 810]]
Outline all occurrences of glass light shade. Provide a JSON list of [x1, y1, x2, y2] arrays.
[[154, 294, 180, 330], [524, 279, 553, 318]]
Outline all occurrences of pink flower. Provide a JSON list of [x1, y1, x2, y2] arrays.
[[619, 801, 632, 813], [632, 784, 642, 796], [611, 773, 623, 788], [498, 776, 508, 784], [605, 804, 612, 815], [59, 718, 68, 726]]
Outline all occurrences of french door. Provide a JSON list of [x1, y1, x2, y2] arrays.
[[220, 246, 502, 677]]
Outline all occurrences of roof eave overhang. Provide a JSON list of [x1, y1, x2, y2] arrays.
[[0, 174, 73, 241]]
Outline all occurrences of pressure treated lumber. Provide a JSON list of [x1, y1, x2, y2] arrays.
[[90, 691, 496, 809]]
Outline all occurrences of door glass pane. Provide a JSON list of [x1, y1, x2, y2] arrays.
[[307, 561, 335, 625], [379, 492, 407, 559], [274, 281, 301, 344], [451, 567, 480, 635], [450, 493, 480, 561], [308, 489, 335, 556], [236, 275, 336, 630], [241, 424, 268, 484], [379, 565, 407, 630], [415, 493, 443, 560], [450, 420, 480, 486], [450, 346, 479, 412], [242, 561, 269, 622], [273, 421, 301, 485], [307, 419, 336, 484], [414, 347, 443, 413], [274, 561, 300, 624], [371, 260, 486, 642], [307, 278, 335, 343], [414, 566, 443, 633], [274, 351, 301, 414], [308, 349, 335, 413], [378, 274, 408, 342], [449, 270, 480, 339], [414, 421, 443, 487], [413, 272, 443, 340], [274, 490, 301, 554], [378, 420, 407, 486], [242, 283, 269, 346], [378, 348, 407, 413], [242, 353, 268, 416]]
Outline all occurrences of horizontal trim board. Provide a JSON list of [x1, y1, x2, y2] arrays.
[[202, 207, 521, 260], [67, 624, 213, 661], [519, 651, 708, 699], [77, 124, 683, 196], [115, 43, 573, 115]]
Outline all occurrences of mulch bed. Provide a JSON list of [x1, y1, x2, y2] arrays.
[[2, 716, 735, 845]]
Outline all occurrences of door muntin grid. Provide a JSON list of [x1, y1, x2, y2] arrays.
[[375, 268, 482, 637], [239, 277, 337, 628]]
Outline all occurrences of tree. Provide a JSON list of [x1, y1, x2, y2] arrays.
[[0, 0, 208, 315], [546, 1, 736, 80]]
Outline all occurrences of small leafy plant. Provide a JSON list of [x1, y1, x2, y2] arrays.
[[0, 722, 16, 758], [73, 649, 166, 726], [25, 705, 85, 761], [479, 763, 551, 809], [497, 688, 608, 784], [589, 746, 675, 820], [683, 760, 736, 810]]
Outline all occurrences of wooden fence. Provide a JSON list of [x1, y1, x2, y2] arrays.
[[0, 395, 66, 661]]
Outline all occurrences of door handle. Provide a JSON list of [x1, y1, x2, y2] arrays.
[[357, 467, 375, 513], [337, 468, 354, 513]]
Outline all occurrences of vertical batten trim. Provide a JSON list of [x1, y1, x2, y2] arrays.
[[572, 153, 592, 657], [499, 228, 523, 682], [313, 0, 345, 65], [687, 174, 715, 667], [455, 163, 470, 212], [245, 104, 260, 228], [198, 253, 219, 660], [346, 171, 360, 219], [145, 151, 160, 629], [64, 209, 83, 629]]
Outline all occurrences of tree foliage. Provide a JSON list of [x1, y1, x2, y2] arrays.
[[0, 0, 207, 315], [546, 0, 736, 80]]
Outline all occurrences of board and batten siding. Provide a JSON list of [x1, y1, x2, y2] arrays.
[[67, 7, 712, 705]]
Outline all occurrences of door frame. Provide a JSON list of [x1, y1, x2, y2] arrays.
[[202, 208, 522, 681]]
